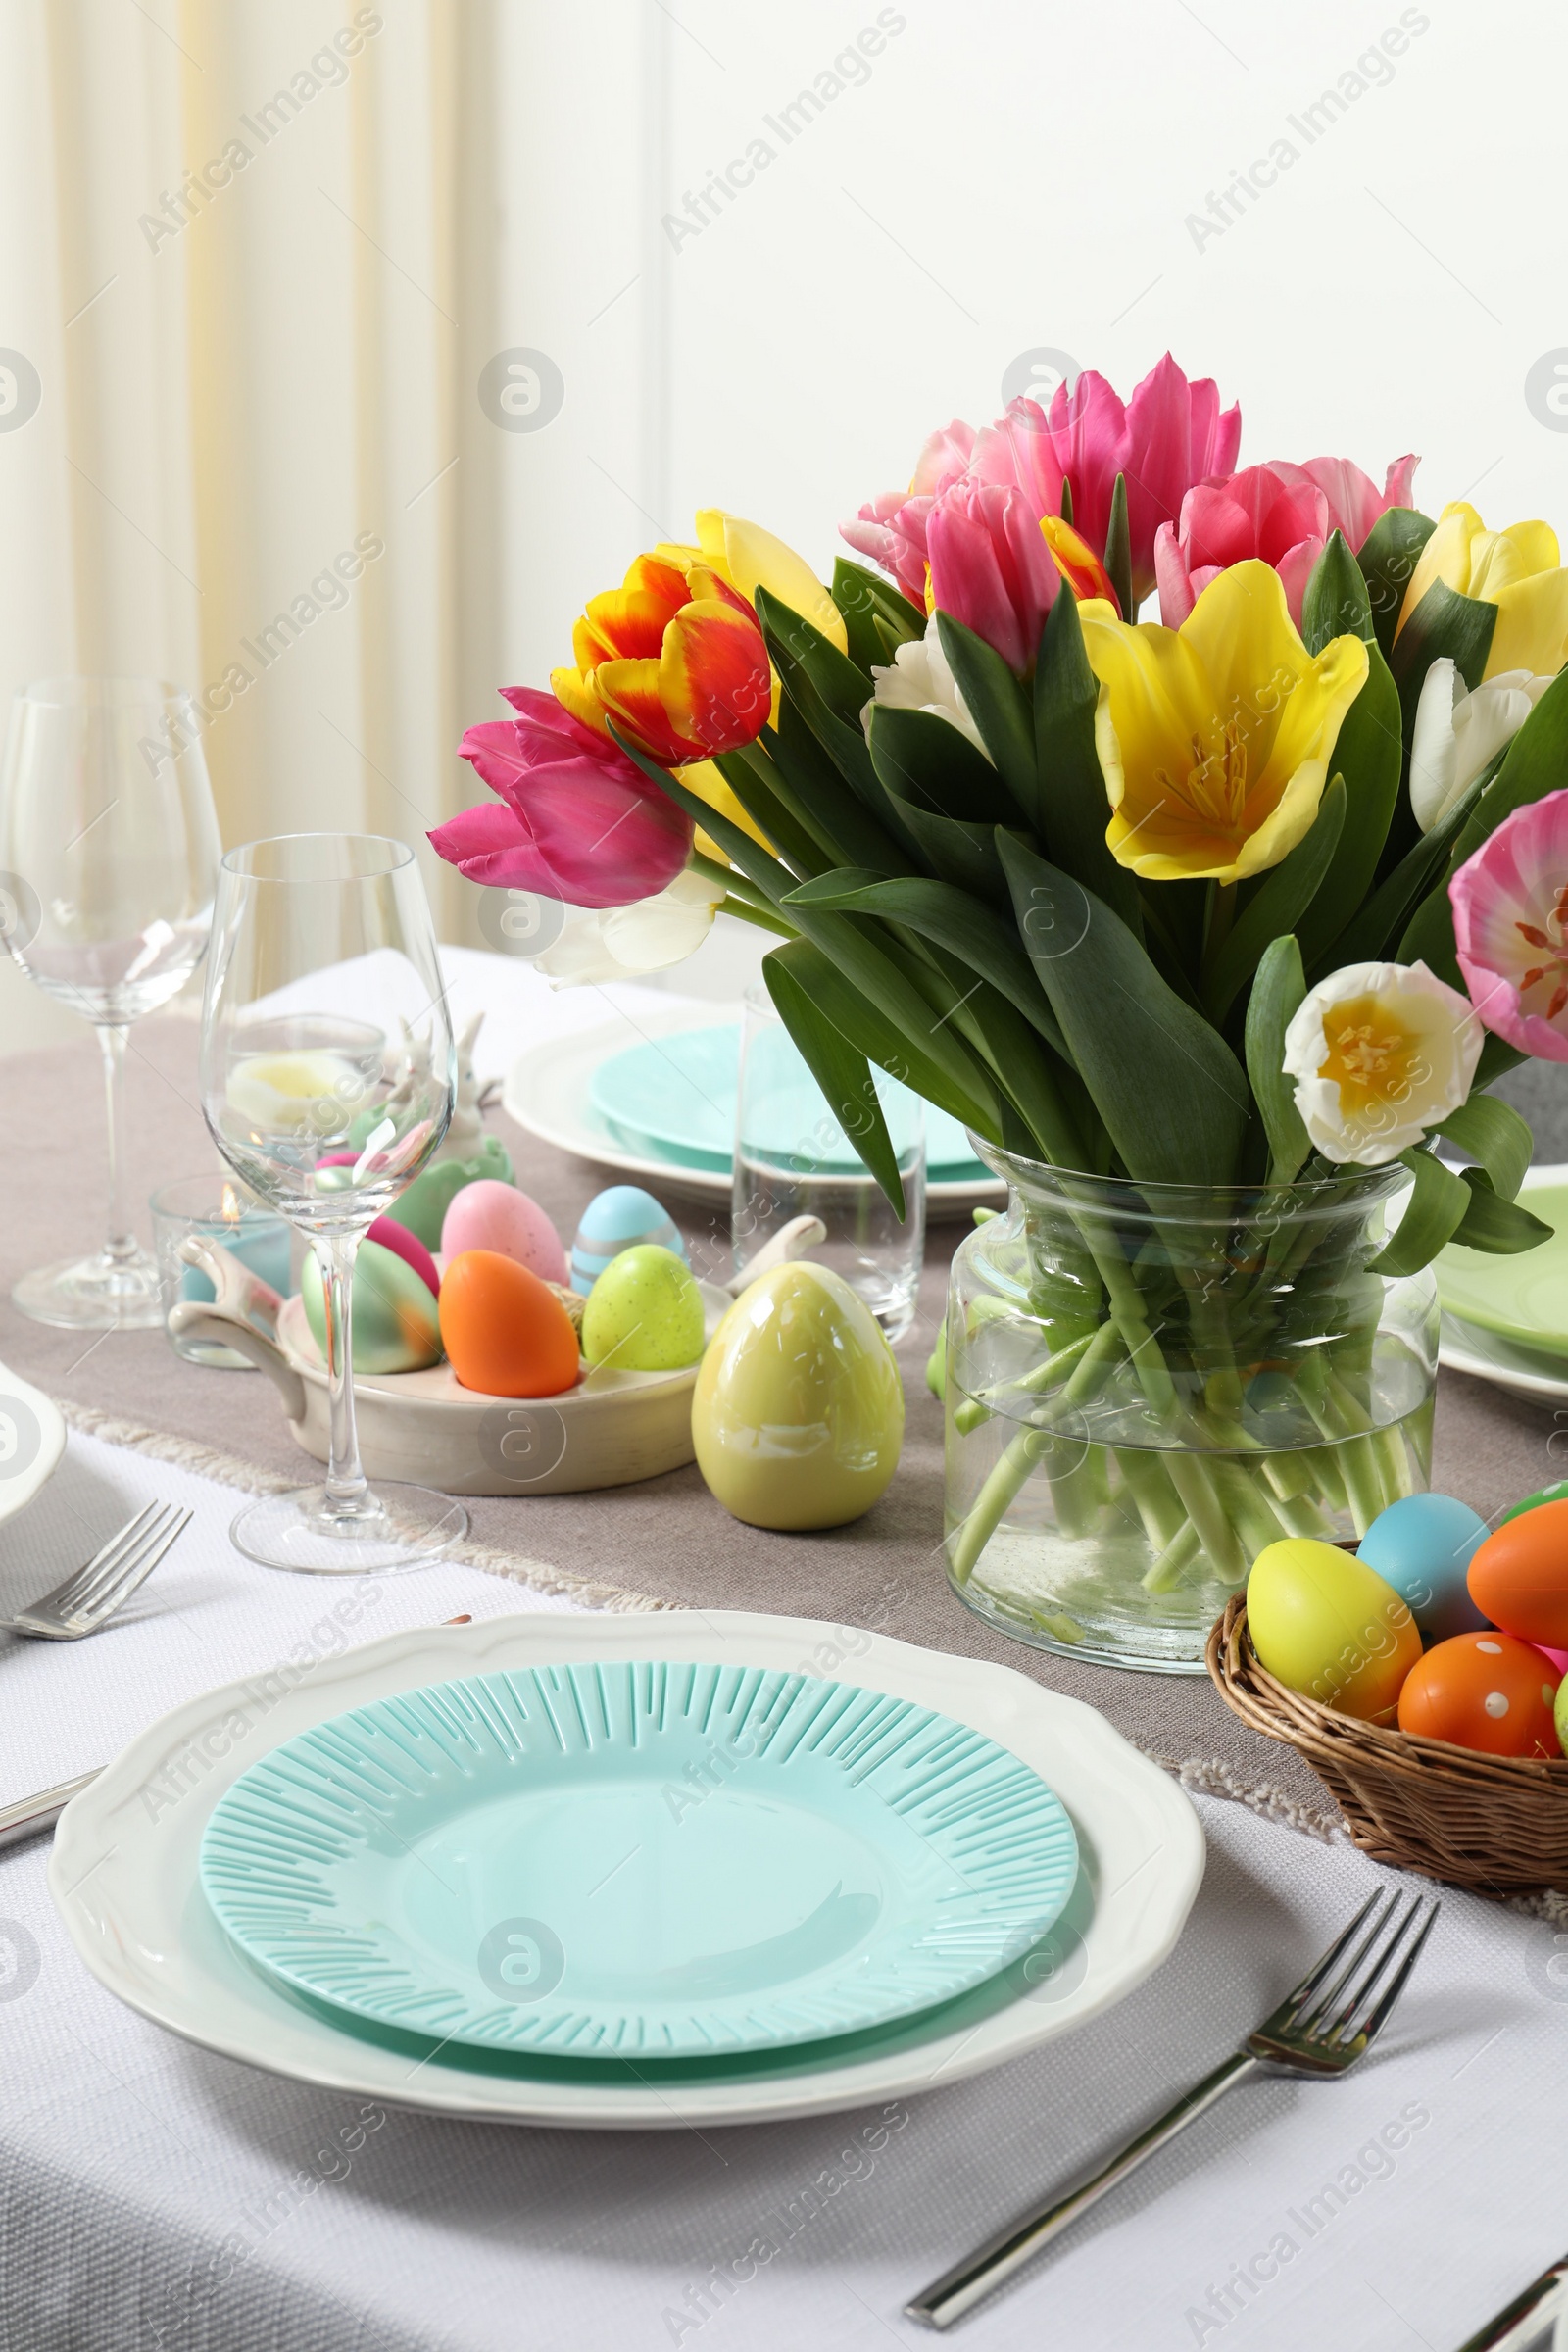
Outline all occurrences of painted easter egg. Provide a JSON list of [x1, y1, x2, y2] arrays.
[[570, 1186, 686, 1297], [301, 1239, 442, 1374], [1501, 1479, 1568, 1524], [441, 1180, 567, 1286], [367, 1215, 440, 1298], [438, 1250, 580, 1397], [581, 1246, 706, 1373], [1468, 1500, 1568, 1646], [1355, 1494, 1491, 1642], [391, 1136, 515, 1250], [693, 1262, 903, 1531], [1246, 1539, 1422, 1723], [1397, 1632, 1560, 1757]]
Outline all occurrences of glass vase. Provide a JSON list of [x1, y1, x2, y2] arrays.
[[944, 1147, 1438, 1674]]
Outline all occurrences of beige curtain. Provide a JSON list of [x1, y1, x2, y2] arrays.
[[0, 0, 658, 958]]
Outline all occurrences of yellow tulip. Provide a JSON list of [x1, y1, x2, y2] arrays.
[[1080, 561, 1369, 886], [657, 510, 849, 655], [1398, 501, 1568, 680], [677, 758, 772, 858]]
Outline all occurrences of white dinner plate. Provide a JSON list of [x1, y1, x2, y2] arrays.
[[0, 1358, 67, 1528], [51, 1610, 1203, 2130], [502, 1006, 1006, 1220]]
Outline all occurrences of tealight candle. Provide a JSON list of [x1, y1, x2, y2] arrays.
[[151, 1175, 294, 1368]]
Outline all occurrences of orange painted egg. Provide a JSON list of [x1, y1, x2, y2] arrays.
[[1467, 1500, 1568, 1646], [438, 1250, 580, 1398], [1396, 1632, 1561, 1758]]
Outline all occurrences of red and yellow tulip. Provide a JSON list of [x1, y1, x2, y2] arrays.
[[552, 552, 772, 766]]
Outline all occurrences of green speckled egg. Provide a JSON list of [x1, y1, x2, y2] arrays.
[[302, 1239, 442, 1373], [581, 1246, 706, 1373]]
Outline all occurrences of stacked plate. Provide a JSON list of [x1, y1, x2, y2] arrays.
[[503, 1009, 1006, 1218], [51, 1611, 1202, 2127], [1438, 1165, 1568, 1405]]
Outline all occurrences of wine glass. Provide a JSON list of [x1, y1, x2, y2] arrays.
[[0, 676, 221, 1327], [198, 834, 467, 1573]]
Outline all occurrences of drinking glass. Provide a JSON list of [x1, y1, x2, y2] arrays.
[[198, 834, 466, 1572], [0, 677, 221, 1327], [733, 984, 925, 1342]]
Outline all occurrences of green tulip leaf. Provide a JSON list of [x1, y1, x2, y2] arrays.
[[1245, 935, 1310, 1183], [761, 935, 999, 1143], [1450, 662, 1568, 865], [1449, 1166, 1553, 1255], [1102, 472, 1133, 624], [711, 745, 830, 880], [755, 585, 875, 723], [1204, 778, 1345, 1023], [1031, 587, 1143, 934], [1322, 759, 1493, 971], [1301, 530, 1377, 655], [784, 869, 1068, 1055], [1356, 507, 1436, 663], [831, 559, 923, 673], [1435, 1095, 1532, 1202], [762, 942, 905, 1219], [867, 702, 1018, 826], [1296, 635, 1402, 972], [765, 707, 911, 876], [1370, 1148, 1472, 1275], [779, 662, 929, 870], [932, 612, 1039, 818], [998, 831, 1250, 1185]]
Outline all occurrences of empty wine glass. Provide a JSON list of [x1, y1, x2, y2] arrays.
[[199, 834, 467, 1573], [0, 677, 221, 1327]]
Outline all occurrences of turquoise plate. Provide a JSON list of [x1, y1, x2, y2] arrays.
[[588, 1025, 991, 1182], [200, 1661, 1078, 2060]]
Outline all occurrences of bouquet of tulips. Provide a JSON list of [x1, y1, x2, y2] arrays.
[[433, 353, 1568, 1592]]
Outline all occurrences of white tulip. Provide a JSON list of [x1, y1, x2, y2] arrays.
[[533, 868, 723, 987], [1282, 958, 1483, 1168], [861, 619, 992, 760], [1408, 657, 1553, 833]]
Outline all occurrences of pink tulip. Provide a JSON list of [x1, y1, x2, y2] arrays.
[[429, 687, 693, 909], [1156, 465, 1330, 629], [1156, 455, 1422, 629], [1450, 786, 1568, 1061], [1046, 355, 1241, 606], [926, 478, 1061, 673], [840, 418, 975, 609]]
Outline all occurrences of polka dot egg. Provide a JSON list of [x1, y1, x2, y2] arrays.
[[1396, 1631, 1561, 1758], [570, 1186, 686, 1297]]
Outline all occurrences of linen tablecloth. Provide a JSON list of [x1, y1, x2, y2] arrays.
[[2, 1429, 1566, 2352]]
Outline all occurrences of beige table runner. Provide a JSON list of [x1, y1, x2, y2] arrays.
[[2, 1017, 1557, 1831]]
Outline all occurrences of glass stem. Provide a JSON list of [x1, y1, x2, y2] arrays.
[[315, 1234, 369, 1516], [98, 1023, 138, 1267]]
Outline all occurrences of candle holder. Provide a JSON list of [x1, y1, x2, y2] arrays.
[[151, 1175, 293, 1368]]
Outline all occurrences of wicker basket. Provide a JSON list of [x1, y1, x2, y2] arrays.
[[1207, 1596, 1568, 1896]]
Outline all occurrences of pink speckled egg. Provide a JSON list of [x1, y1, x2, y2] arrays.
[[440, 1180, 567, 1286]]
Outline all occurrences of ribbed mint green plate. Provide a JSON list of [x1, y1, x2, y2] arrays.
[[589, 1025, 990, 1181], [200, 1661, 1077, 2060]]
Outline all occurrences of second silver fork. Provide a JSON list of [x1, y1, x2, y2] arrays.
[[909, 1886, 1441, 2329], [0, 1500, 191, 1639]]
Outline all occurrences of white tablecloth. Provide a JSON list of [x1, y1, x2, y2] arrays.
[[1, 1429, 1564, 2352]]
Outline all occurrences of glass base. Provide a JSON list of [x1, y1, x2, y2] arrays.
[[948, 1542, 1218, 1676], [13, 1246, 166, 1330], [230, 1482, 468, 1575]]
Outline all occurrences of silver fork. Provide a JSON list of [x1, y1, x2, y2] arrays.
[[908, 1886, 1441, 2329], [0, 1501, 191, 1640]]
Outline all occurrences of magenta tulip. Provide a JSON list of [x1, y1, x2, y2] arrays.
[[926, 478, 1062, 673], [1451, 785, 1568, 1060], [430, 687, 693, 909]]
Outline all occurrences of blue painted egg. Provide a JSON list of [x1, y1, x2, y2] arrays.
[[569, 1185, 686, 1297], [1357, 1493, 1491, 1642]]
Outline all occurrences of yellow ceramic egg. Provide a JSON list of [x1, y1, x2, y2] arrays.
[[1248, 1538, 1422, 1723], [692, 1262, 904, 1531]]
